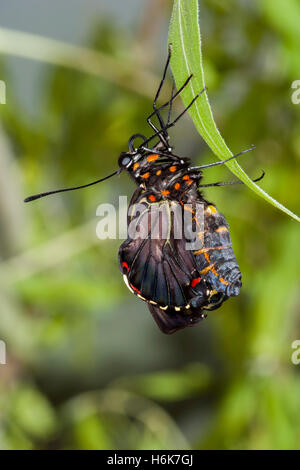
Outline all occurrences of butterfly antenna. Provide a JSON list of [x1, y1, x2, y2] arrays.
[[24, 169, 120, 203]]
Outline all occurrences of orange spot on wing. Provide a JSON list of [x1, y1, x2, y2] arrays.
[[183, 175, 190, 180], [169, 166, 177, 172], [156, 170, 162, 176], [219, 277, 229, 286], [147, 154, 159, 162], [174, 183, 180, 190], [161, 190, 170, 197], [148, 194, 156, 202], [142, 172, 150, 179], [133, 162, 139, 170]]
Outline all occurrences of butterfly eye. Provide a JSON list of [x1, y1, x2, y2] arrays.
[[118, 153, 132, 168]]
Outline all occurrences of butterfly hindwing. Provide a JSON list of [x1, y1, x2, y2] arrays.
[[119, 187, 242, 333], [147, 303, 206, 335], [119, 191, 194, 309]]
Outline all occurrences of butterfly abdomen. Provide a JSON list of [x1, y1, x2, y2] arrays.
[[193, 202, 242, 298]]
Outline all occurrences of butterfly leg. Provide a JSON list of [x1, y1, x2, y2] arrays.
[[141, 85, 205, 149], [146, 80, 176, 150], [147, 65, 193, 148], [152, 45, 171, 128], [147, 46, 172, 148], [147, 73, 193, 131], [198, 170, 265, 188]]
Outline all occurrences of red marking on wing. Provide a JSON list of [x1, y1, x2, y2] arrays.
[[191, 277, 201, 287], [130, 284, 141, 294], [122, 262, 130, 272]]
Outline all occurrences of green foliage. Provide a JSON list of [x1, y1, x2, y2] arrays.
[[113, 363, 211, 402]]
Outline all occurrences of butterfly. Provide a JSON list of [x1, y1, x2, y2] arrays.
[[24, 47, 264, 334]]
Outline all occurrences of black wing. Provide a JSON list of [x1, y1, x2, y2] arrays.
[[119, 189, 241, 334], [119, 192, 196, 309]]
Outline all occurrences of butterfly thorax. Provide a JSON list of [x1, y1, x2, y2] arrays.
[[118, 149, 203, 203]]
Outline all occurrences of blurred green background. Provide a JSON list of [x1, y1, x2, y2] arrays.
[[0, 0, 300, 450]]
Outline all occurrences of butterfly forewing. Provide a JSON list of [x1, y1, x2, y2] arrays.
[[119, 183, 242, 333]]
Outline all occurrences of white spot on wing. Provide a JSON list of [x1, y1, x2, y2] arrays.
[[123, 275, 134, 294]]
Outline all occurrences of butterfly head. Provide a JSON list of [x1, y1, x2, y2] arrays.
[[118, 133, 148, 170], [118, 152, 134, 169]]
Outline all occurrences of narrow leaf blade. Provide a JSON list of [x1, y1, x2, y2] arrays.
[[169, 0, 300, 222]]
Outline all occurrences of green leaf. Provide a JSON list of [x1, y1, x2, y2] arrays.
[[168, 0, 300, 222], [0, 26, 157, 99], [117, 363, 211, 402], [73, 414, 112, 450], [11, 386, 57, 439]]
